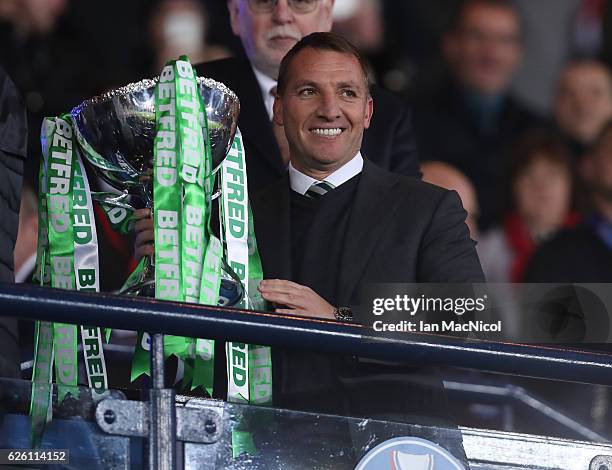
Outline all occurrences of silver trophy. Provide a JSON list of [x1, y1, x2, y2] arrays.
[[71, 77, 243, 304]]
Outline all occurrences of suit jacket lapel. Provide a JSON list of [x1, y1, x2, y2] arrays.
[[336, 161, 402, 306], [251, 175, 292, 280], [232, 58, 285, 176]]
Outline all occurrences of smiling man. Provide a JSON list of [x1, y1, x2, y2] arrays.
[[254, 32, 483, 320], [274, 44, 372, 177], [249, 33, 484, 422], [194, 0, 421, 192]]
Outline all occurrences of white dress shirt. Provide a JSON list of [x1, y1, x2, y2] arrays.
[[288, 152, 364, 195]]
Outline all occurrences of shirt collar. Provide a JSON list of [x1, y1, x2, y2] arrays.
[[252, 65, 278, 120], [288, 152, 364, 195]]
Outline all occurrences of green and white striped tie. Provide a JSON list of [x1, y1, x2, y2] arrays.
[[306, 181, 335, 199]]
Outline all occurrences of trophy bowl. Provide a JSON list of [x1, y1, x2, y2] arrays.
[[70, 77, 242, 303], [71, 76, 239, 206]]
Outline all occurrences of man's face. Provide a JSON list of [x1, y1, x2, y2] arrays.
[[513, 154, 572, 229], [443, 2, 521, 95], [228, 0, 334, 78], [555, 63, 612, 145], [273, 48, 373, 177], [22, 0, 67, 33]]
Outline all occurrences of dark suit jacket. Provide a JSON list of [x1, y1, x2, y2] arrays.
[[252, 160, 483, 302], [195, 55, 421, 192], [249, 160, 484, 424], [0, 66, 26, 379], [524, 223, 612, 283]]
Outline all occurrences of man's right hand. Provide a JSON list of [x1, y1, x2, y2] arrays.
[[133, 208, 154, 260]]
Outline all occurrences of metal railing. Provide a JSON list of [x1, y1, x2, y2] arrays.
[[1, 282, 611, 386]]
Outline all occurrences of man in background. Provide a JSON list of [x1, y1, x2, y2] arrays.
[[554, 59, 612, 158], [195, 0, 421, 193], [0, 65, 27, 378], [414, 0, 542, 230], [421, 160, 480, 240]]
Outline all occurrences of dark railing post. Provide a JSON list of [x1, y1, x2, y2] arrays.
[[149, 333, 176, 470]]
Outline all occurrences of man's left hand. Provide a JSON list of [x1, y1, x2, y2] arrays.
[[257, 279, 335, 319]]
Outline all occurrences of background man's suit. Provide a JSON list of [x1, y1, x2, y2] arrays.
[[0, 66, 26, 378], [247, 161, 484, 424], [195, 55, 421, 192]]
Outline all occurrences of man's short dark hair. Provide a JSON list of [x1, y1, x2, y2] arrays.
[[448, 0, 520, 33], [276, 32, 371, 96], [562, 58, 612, 91], [511, 130, 573, 181]]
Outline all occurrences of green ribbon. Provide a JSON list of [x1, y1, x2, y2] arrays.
[[131, 59, 184, 382], [178, 57, 213, 392], [153, 61, 183, 303], [71, 151, 109, 401], [30, 116, 80, 446], [30, 116, 110, 446], [222, 132, 272, 406], [91, 190, 135, 235], [192, 235, 222, 394], [45, 116, 78, 403], [245, 202, 266, 311], [232, 430, 258, 458], [192, 337, 215, 394], [131, 331, 151, 382], [221, 130, 272, 458], [52, 323, 78, 403]]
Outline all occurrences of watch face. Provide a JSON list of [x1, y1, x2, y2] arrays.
[[335, 307, 354, 321]]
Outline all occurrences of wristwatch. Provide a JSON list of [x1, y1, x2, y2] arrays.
[[333, 306, 354, 322]]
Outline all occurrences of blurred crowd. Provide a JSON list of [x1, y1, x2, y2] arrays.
[[2, 0, 612, 286]]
